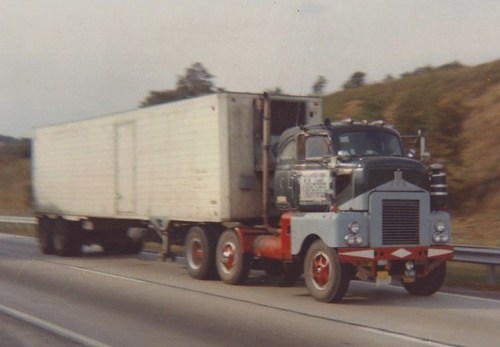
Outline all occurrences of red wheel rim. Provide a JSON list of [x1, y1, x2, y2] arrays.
[[190, 239, 203, 268], [311, 251, 330, 289], [221, 242, 236, 273]]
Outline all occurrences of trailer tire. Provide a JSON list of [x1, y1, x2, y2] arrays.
[[125, 239, 143, 254], [216, 230, 251, 285], [53, 219, 82, 257], [37, 218, 55, 255], [402, 262, 446, 296], [304, 240, 349, 303], [185, 226, 217, 280]]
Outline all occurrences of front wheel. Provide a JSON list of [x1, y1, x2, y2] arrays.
[[402, 262, 446, 296], [216, 230, 251, 285], [304, 240, 349, 303]]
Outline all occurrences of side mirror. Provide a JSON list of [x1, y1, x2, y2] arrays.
[[337, 150, 351, 162]]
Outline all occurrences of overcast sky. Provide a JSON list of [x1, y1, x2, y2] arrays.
[[1, 0, 499, 137]]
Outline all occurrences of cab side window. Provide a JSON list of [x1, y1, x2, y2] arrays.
[[305, 136, 331, 159], [278, 139, 296, 161]]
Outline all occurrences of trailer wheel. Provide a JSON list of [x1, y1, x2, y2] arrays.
[[185, 226, 217, 280], [402, 262, 446, 296], [216, 230, 251, 285], [125, 239, 143, 254], [304, 240, 349, 303], [37, 218, 55, 255], [53, 219, 82, 256]]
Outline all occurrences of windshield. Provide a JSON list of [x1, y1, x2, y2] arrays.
[[336, 131, 403, 157]]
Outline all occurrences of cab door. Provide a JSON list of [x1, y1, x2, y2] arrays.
[[274, 136, 299, 210]]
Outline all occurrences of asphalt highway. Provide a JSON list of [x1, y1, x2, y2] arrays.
[[1, 234, 499, 347]]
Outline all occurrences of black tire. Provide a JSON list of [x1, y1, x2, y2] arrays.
[[216, 230, 251, 285], [304, 240, 349, 303], [402, 262, 446, 296], [125, 239, 143, 254], [102, 242, 122, 254], [185, 226, 217, 280], [37, 218, 55, 255], [53, 219, 82, 257]]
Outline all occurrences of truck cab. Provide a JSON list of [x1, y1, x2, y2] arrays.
[[267, 119, 453, 302]]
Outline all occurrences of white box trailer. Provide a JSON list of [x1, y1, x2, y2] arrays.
[[33, 92, 321, 256]]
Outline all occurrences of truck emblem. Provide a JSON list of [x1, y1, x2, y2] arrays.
[[394, 169, 403, 181]]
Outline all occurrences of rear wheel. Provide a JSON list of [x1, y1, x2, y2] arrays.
[[304, 240, 349, 303], [53, 219, 82, 256], [185, 226, 217, 280], [216, 230, 251, 285], [37, 217, 55, 255], [402, 262, 446, 296], [125, 239, 143, 254]]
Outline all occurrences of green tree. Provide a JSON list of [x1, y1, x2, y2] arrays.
[[176, 62, 215, 97], [311, 75, 327, 95], [343, 71, 366, 89], [141, 62, 216, 107]]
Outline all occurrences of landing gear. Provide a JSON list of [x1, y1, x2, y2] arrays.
[[402, 262, 446, 296], [304, 240, 349, 303], [216, 230, 251, 285]]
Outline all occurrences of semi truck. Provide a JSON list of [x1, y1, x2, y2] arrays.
[[33, 91, 453, 302]]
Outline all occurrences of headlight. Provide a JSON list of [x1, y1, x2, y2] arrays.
[[432, 233, 442, 243], [349, 222, 360, 234], [345, 232, 363, 246], [345, 234, 356, 246], [354, 235, 363, 245], [435, 220, 446, 233]]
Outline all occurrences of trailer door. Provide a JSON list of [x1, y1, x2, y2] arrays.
[[115, 122, 136, 214]]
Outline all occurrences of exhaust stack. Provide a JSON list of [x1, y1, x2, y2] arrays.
[[262, 93, 279, 235]]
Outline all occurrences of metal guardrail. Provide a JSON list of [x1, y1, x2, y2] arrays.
[[454, 245, 500, 284], [0, 216, 37, 234], [0, 216, 498, 283], [0, 216, 36, 224]]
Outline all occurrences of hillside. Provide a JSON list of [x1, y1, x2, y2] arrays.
[[324, 59, 500, 246]]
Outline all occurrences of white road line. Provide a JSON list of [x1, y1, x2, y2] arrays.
[[436, 291, 500, 304], [0, 304, 111, 347], [63, 265, 148, 284], [358, 326, 457, 347]]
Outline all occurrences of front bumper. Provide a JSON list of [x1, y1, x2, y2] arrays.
[[338, 245, 454, 279]]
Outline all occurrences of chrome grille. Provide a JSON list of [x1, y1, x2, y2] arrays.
[[382, 199, 420, 245]]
